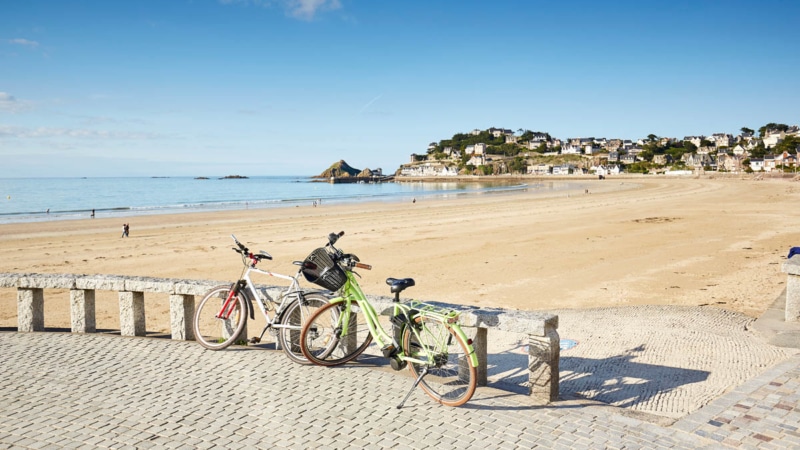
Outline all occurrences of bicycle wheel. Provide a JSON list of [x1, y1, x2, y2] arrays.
[[402, 316, 477, 407], [193, 285, 247, 350], [277, 292, 330, 364], [300, 301, 373, 366]]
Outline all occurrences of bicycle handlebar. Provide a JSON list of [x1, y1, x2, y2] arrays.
[[326, 231, 371, 271]]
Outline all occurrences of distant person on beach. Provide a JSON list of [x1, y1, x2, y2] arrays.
[[413, 198, 416, 204], [91, 209, 95, 218], [121, 223, 129, 238]]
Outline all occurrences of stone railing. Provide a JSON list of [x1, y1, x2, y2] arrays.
[[1, 272, 559, 403], [783, 258, 800, 321]]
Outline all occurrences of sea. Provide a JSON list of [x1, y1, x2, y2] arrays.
[[0, 176, 582, 225]]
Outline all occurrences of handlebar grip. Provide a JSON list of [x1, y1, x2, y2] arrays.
[[354, 262, 372, 270]]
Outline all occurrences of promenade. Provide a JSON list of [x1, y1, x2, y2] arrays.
[[1, 303, 799, 449]]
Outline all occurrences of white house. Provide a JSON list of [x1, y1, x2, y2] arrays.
[[527, 164, 552, 175]]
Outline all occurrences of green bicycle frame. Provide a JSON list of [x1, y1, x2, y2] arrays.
[[329, 271, 479, 367]]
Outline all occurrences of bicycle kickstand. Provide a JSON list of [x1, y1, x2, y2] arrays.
[[397, 366, 428, 409]]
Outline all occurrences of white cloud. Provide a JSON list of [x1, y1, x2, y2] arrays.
[[286, 0, 341, 20], [0, 125, 162, 140], [8, 38, 39, 48], [0, 92, 33, 113], [219, 0, 342, 20]]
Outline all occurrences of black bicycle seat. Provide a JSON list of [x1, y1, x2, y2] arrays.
[[386, 278, 415, 294]]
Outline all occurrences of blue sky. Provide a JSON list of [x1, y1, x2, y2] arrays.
[[1, 0, 798, 177]]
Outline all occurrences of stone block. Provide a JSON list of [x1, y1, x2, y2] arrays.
[[18, 288, 45, 332], [119, 291, 146, 336], [784, 258, 800, 321], [70, 289, 96, 333], [0, 273, 21, 288], [75, 274, 127, 291], [174, 279, 218, 296], [124, 276, 174, 294], [528, 325, 560, 403], [17, 273, 77, 289], [169, 294, 195, 340]]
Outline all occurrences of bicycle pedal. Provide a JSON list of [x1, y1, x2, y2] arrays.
[[248, 337, 261, 344]]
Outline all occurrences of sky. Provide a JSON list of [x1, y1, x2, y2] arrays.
[[1, 0, 799, 177]]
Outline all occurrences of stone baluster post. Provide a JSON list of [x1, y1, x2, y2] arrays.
[[119, 291, 146, 336], [18, 288, 44, 332], [70, 289, 96, 333], [783, 258, 800, 322]]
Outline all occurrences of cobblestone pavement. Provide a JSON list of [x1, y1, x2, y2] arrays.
[[1, 331, 799, 449]]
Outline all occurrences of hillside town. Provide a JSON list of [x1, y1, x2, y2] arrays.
[[399, 124, 800, 177]]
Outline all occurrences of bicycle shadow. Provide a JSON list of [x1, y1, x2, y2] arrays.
[[558, 344, 710, 409], [473, 344, 710, 412]]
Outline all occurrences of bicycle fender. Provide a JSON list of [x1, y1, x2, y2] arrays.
[[452, 325, 479, 368], [239, 288, 256, 321]]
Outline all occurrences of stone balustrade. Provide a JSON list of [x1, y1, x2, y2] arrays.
[[783, 258, 800, 322], [1, 272, 559, 403]]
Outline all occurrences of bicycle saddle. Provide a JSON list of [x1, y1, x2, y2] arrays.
[[386, 278, 415, 294]]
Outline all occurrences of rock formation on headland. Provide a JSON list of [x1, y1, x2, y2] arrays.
[[315, 160, 361, 178]]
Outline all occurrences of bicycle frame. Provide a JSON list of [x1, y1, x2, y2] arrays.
[[329, 271, 478, 368], [218, 252, 324, 340]]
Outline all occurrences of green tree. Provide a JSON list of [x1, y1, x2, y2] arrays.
[[758, 123, 789, 137], [775, 135, 800, 154], [683, 141, 698, 153], [647, 133, 658, 142], [508, 156, 526, 174], [741, 127, 754, 135]]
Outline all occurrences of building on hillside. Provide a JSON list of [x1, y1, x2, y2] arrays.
[[717, 153, 743, 172], [605, 139, 622, 152], [750, 158, 765, 171], [710, 133, 733, 148], [489, 127, 513, 138], [552, 164, 576, 175], [763, 131, 785, 149], [683, 136, 705, 148], [653, 154, 673, 165], [527, 163, 552, 175], [562, 143, 583, 155], [400, 163, 458, 177]]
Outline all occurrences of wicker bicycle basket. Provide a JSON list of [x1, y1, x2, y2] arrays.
[[301, 247, 347, 291]]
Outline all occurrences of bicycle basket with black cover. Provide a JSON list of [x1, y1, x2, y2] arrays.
[[302, 248, 346, 291]]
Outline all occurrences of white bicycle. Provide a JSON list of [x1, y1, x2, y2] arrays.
[[192, 235, 330, 364]]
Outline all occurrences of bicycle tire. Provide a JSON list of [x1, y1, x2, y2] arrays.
[[193, 285, 247, 350], [300, 301, 373, 366], [402, 316, 477, 407], [276, 292, 330, 364]]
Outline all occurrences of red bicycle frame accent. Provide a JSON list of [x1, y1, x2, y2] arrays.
[[216, 288, 239, 319]]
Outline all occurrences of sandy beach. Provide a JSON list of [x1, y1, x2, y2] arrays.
[[2, 175, 799, 333]]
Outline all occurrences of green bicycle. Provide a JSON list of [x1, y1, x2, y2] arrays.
[[299, 232, 478, 408]]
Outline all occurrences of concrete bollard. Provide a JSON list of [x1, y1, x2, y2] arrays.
[[169, 294, 194, 340], [70, 289, 96, 333], [17, 288, 44, 332], [528, 325, 560, 403], [119, 291, 146, 336], [783, 258, 800, 322]]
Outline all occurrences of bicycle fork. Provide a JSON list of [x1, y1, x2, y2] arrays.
[[217, 287, 240, 319]]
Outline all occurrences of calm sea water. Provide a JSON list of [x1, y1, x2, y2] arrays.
[[0, 176, 562, 224]]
